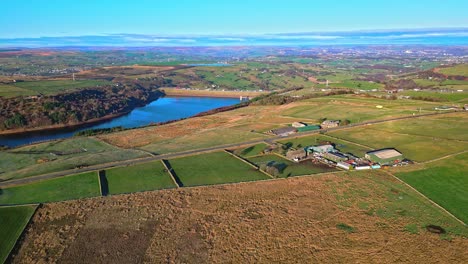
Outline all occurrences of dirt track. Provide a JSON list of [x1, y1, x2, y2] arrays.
[[12, 173, 468, 263]]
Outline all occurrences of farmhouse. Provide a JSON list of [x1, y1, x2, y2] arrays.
[[365, 148, 403, 165], [307, 144, 334, 153], [270, 127, 297, 136], [286, 149, 307, 161], [321, 120, 340, 129]]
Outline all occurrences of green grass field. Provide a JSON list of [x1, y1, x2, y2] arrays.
[[105, 161, 176, 194], [140, 128, 268, 154], [233, 143, 269, 158], [247, 154, 336, 177], [282, 95, 438, 124], [0, 138, 148, 181], [437, 64, 468, 76], [0, 84, 35, 97], [12, 80, 111, 95], [332, 80, 384, 91], [338, 171, 468, 237], [395, 152, 468, 223], [0, 205, 37, 263], [327, 120, 468, 162], [0, 172, 100, 205], [370, 113, 468, 141], [401, 90, 468, 102], [168, 151, 269, 187]]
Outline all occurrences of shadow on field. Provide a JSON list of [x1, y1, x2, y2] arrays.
[[162, 160, 183, 187], [98, 170, 109, 196]]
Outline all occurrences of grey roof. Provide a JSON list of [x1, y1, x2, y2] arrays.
[[271, 127, 296, 135], [367, 149, 402, 159]]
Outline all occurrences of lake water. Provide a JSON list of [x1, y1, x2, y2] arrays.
[[0, 96, 239, 148]]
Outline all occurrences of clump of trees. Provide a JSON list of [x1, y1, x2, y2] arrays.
[[74, 126, 125, 136], [259, 161, 287, 178], [410, 96, 443, 102], [385, 79, 419, 90], [3, 113, 26, 129]]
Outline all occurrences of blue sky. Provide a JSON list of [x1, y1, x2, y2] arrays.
[[1, 0, 468, 38]]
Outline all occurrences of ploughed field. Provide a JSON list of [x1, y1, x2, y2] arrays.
[[11, 172, 468, 263]]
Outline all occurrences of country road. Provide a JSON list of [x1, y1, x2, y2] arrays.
[[0, 111, 462, 188]]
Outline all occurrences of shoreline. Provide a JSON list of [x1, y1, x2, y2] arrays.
[[0, 111, 131, 136], [0, 90, 266, 138], [0, 91, 257, 139]]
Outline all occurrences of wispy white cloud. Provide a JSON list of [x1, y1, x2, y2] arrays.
[[212, 37, 246, 41], [264, 35, 344, 40], [360, 32, 468, 39]]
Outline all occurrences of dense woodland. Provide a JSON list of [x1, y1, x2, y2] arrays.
[[0, 83, 164, 131]]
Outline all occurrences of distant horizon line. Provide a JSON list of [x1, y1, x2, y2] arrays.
[[2, 27, 468, 39], [1, 28, 466, 48]]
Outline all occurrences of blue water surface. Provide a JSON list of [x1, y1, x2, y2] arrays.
[[0, 96, 239, 148]]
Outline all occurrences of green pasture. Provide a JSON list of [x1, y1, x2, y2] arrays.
[[168, 151, 269, 187]]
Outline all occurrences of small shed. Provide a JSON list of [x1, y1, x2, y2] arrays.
[[337, 162, 352, 170]]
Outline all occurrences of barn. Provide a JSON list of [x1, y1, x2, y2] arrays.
[[365, 148, 403, 165]]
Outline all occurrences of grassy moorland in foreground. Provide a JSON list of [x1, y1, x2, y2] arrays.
[[11, 172, 468, 263]]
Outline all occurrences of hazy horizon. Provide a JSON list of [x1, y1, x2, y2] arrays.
[[1, 28, 467, 48]]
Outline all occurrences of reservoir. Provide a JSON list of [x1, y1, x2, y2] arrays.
[[0, 96, 239, 148]]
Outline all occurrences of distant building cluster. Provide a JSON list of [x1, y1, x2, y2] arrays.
[[285, 143, 407, 171], [269, 120, 341, 136]]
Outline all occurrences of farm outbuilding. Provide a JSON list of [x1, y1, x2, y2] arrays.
[[297, 125, 321, 132], [292, 122, 307, 128], [365, 148, 403, 165], [270, 127, 297, 136], [323, 152, 348, 163], [321, 120, 340, 129], [337, 162, 352, 170], [307, 144, 334, 153]]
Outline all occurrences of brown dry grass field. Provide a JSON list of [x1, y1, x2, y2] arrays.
[[162, 87, 266, 98], [98, 94, 442, 153], [97, 104, 298, 152], [75, 65, 177, 80], [12, 172, 468, 263]]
